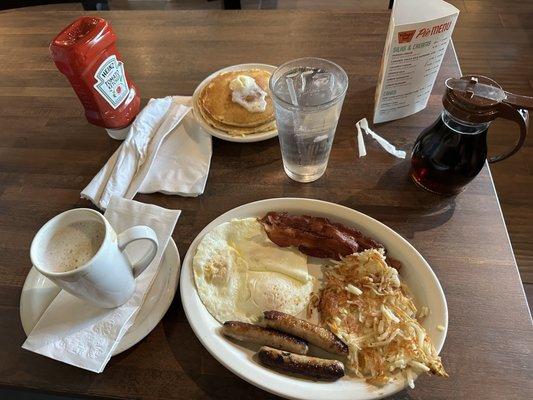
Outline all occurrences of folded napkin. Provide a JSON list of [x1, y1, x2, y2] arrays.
[[22, 197, 181, 373], [82, 96, 212, 210], [356, 118, 406, 159]]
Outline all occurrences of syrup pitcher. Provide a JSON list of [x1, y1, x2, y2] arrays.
[[410, 75, 533, 196]]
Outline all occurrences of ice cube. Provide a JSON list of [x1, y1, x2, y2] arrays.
[[300, 68, 315, 91], [280, 68, 335, 107], [285, 69, 302, 79], [311, 72, 335, 94]]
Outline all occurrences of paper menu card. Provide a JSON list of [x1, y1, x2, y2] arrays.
[[373, 0, 459, 124]]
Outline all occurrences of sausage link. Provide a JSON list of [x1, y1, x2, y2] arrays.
[[258, 346, 345, 381], [263, 310, 348, 355], [222, 321, 309, 355]]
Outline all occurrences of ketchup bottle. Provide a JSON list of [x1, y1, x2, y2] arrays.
[[50, 17, 140, 139]]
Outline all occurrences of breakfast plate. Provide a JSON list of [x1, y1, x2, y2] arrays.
[[180, 198, 448, 400], [192, 63, 278, 143], [20, 239, 180, 355]]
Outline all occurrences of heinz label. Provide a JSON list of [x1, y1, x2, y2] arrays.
[[93, 55, 130, 110]]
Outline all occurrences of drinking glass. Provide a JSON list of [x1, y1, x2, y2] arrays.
[[269, 58, 348, 182]]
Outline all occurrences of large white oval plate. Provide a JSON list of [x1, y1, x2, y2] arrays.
[[180, 198, 448, 400], [192, 63, 278, 143]]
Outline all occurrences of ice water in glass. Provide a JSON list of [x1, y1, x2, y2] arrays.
[[270, 58, 348, 182]]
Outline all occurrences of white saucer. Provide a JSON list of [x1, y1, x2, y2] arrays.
[[192, 63, 278, 143], [20, 239, 180, 355]]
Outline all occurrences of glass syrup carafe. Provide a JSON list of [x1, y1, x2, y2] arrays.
[[410, 75, 533, 196]]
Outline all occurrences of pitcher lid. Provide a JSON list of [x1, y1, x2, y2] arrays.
[[443, 75, 505, 123]]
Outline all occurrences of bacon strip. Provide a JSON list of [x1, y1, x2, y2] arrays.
[[258, 212, 385, 261]]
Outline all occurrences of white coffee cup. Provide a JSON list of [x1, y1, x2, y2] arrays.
[[30, 208, 159, 308]]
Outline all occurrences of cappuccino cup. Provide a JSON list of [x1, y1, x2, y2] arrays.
[[30, 208, 159, 308]]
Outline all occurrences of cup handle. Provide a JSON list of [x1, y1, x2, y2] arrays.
[[117, 226, 159, 278]]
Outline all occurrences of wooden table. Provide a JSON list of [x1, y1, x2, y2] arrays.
[[0, 10, 531, 400]]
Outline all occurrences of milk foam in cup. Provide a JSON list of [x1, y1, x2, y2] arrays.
[[42, 220, 104, 273]]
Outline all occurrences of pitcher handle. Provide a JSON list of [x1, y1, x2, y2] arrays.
[[489, 103, 528, 163]]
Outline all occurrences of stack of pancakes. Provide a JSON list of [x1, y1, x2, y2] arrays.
[[197, 69, 276, 136]]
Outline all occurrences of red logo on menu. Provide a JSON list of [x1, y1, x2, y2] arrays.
[[398, 30, 416, 43]]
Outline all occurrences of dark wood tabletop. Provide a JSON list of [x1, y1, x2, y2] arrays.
[[0, 9, 531, 400]]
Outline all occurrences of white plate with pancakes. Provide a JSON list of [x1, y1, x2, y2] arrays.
[[180, 198, 448, 400], [192, 63, 278, 143]]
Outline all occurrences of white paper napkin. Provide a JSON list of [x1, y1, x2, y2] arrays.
[[82, 96, 212, 210], [22, 197, 181, 373], [356, 118, 406, 159]]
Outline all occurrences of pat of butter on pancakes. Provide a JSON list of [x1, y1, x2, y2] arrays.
[[193, 218, 313, 323], [229, 75, 267, 113]]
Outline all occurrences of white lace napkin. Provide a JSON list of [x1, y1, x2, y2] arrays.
[[82, 96, 212, 210], [22, 197, 181, 373], [356, 118, 406, 158]]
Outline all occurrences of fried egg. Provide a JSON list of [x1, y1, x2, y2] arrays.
[[193, 218, 313, 323], [247, 271, 312, 316]]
